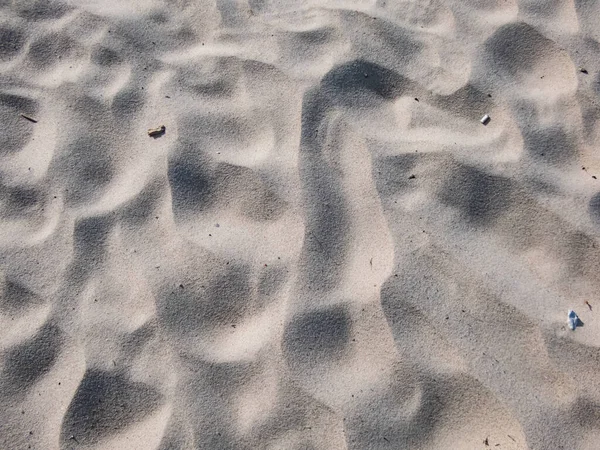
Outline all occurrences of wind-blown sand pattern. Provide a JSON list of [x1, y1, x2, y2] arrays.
[[1, 0, 600, 449]]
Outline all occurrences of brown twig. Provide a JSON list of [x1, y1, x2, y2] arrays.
[[20, 114, 37, 123]]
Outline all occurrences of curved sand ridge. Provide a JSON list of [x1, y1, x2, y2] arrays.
[[1, 0, 600, 449]]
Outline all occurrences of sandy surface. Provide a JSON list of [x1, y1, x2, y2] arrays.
[[1, 0, 600, 449]]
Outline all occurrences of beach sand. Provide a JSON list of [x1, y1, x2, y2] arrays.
[[1, 0, 600, 449]]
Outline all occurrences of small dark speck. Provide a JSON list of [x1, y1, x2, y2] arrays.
[[215, 223, 220, 227], [414, 98, 419, 102], [593, 176, 597, 179], [580, 68, 588, 74], [408, 174, 416, 179], [179, 284, 184, 289], [208, 234, 212, 236], [165, 95, 171, 98]]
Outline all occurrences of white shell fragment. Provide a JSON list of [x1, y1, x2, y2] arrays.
[[480, 114, 491, 125], [567, 310, 580, 331]]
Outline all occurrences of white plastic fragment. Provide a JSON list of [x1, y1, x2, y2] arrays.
[[567, 309, 580, 331], [480, 114, 491, 125]]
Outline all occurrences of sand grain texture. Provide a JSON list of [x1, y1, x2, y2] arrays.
[[1, 0, 600, 449]]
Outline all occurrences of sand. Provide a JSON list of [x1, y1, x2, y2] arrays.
[[1, 0, 600, 449]]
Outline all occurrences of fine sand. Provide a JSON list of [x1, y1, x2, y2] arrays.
[[2, 0, 600, 449]]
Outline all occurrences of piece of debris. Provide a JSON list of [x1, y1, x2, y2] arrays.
[[408, 174, 416, 179], [568, 310, 581, 330], [585, 301, 592, 311], [484, 437, 489, 446], [20, 114, 37, 123], [480, 114, 491, 125], [507, 435, 516, 442], [147, 125, 166, 137], [414, 97, 419, 102], [580, 68, 588, 74]]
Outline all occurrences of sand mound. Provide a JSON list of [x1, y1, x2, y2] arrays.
[[1, 0, 600, 449]]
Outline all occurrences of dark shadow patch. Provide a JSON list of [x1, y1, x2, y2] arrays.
[[1, 323, 62, 395], [15, 0, 70, 20], [91, 45, 122, 66], [157, 263, 252, 333], [168, 155, 214, 216], [438, 164, 513, 226], [320, 59, 411, 108], [523, 126, 577, 165], [28, 32, 79, 68], [60, 369, 162, 447], [54, 136, 115, 206], [120, 179, 165, 226], [0, 279, 44, 314], [374, 154, 420, 197], [173, 62, 237, 99], [484, 22, 553, 78], [0, 93, 38, 155], [297, 88, 350, 291], [257, 266, 288, 298], [433, 83, 494, 121], [112, 88, 145, 118], [283, 306, 351, 365], [72, 214, 114, 275], [588, 191, 600, 227], [0, 26, 26, 60], [119, 321, 157, 363], [2, 186, 43, 218], [156, 414, 194, 450], [168, 143, 286, 222]]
